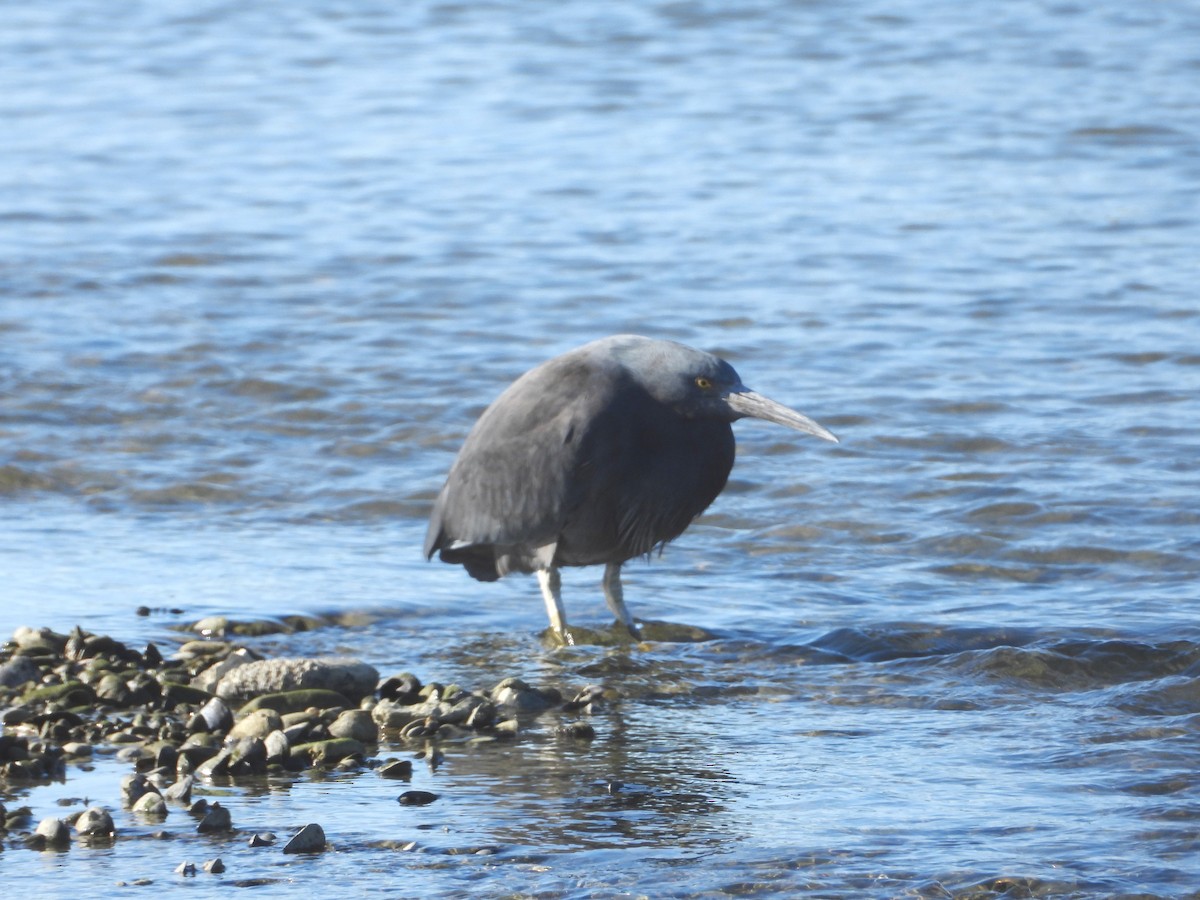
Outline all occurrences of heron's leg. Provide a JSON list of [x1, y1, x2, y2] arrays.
[[537, 567, 573, 645], [602, 562, 641, 640]]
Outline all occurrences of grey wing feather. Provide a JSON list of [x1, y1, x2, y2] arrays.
[[424, 356, 605, 561]]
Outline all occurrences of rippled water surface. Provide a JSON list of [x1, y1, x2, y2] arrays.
[[3, 0, 1200, 896]]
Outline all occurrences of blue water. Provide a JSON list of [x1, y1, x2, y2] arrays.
[[3, 0, 1200, 896]]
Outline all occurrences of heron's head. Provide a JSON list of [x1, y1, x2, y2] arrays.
[[611, 335, 839, 443]]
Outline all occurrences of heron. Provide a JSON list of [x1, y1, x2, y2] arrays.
[[424, 334, 838, 643]]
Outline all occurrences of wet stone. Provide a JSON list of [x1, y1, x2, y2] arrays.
[[0, 655, 41, 688], [193, 696, 233, 734], [239, 689, 353, 716], [328, 708, 378, 743], [175, 861, 197, 877], [248, 832, 276, 847], [35, 816, 72, 848], [378, 758, 414, 780], [263, 729, 290, 764], [378, 672, 422, 704], [283, 822, 326, 854], [203, 857, 226, 873], [228, 708, 283, 741], [132, 791, 168, 819], [197, 801, 232, 833], [291, 737, 365, 766], [74, 806, 116, 837], [397, 790, 439, 806], [163, 774, 194, 804], [216, 658, 379, 704]]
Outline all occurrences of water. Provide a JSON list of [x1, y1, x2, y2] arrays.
[[2, 0, 1199, 895]]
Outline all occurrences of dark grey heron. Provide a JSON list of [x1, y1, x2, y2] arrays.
[[424, 335, 838, 642]]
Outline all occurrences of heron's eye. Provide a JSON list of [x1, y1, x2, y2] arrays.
[[694, 376, 713, 390]]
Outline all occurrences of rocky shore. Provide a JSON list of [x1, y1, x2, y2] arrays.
[[0, 623, 605, 873]]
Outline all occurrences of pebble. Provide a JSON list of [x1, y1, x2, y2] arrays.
[[196, 801, 232, 833], [282, 822, 326, 854], [132, 791, 168, 818], [203, 857, 226, 873], [0, 655, 40, 688], [74, 806, 116, 837], [329, 708, 379, 743], [35, 816, 72, 848], [377, 758, 414, 780], [397, 790, 439, 806], [175, 861, 197, 877], [162, 774, 194, 804], [227, 708, 284, 741], [247, 831, 276, 847]]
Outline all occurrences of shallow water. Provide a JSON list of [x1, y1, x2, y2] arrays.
[[3, 0, 1200, 896]]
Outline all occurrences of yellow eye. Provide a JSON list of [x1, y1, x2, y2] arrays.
[[695, 376, 713, 390]]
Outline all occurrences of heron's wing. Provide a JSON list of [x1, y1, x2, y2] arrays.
[[424, 356, 606, 558]]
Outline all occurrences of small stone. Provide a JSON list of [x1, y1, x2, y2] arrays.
[[282, 822, 326, 854], [378, 672, 422, 704], [397, 790, 439, 806], [196, 801, 232, 833], [0, 656, 41, 688], [132, 791, 168, 818], [61, 741, 93, 758], [555, 723, 597, 741], [175, 861, 197, 877], [239, 689, 353, 716], [248, 832, 276, 847], [228, 708, 283, 742], [203, 857, 226, 874], [377, 759, 413, 780], [121, 773, 153, 806], [263, 730, 289, 764], [290, 737, 365, 766], [35, 816, 71, 848], [328, 709, 378, 743], [193, 696, 233, 734], [74, 806, 116, 837], [162, 774, 195, 804]]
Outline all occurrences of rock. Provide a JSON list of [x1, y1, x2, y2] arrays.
[[238, 689, 353, 716], [328, 709, 378, 743], [61, 741, 93, 758], [195, 747, 234, 779], [34, 816, 71, 848], [248, 832, 276, 847], [203, 857, 226, 873], [378, 672, 422, 704], [121, 773, 154, 806], [196, 802, 232, 833], [192, 696, 233, 734], [163, 774, 194, 804], [555, 723, 597, 741], [263, 730, 289, 765], [132, 791, 168, 818], [216, 658, 379, 704], [397, 790, 439, 806], [491, 677, 559, 714], [228, 708, 283, 741], [175, 861, 197, 876], [189, 647, 258, 694], [290, 738, 365, 766], [74, 806, 116, 837], [282, 823, 326, 854], [377, 759, 413, 780], [0, 656, 41, 688], [227, 737, 268, 775]]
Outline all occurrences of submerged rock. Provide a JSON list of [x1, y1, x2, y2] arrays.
[[283, 822, 326, 854], [74, 806, 116, 837], [35, 816, 72, 848]]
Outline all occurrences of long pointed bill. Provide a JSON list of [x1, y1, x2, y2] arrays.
[[725, 389, 839, 443]]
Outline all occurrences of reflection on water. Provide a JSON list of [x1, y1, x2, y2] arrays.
[[4, 0, 1200, 895]]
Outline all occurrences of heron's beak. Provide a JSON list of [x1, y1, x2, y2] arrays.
[[725, 389, 839, 443]]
